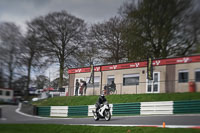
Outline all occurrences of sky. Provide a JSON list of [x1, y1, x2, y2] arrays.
[[0, 0, 129, 33], [0, 0, 129, 80]]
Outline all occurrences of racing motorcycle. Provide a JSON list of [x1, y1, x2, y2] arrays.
[[92, 101, 111, 121]]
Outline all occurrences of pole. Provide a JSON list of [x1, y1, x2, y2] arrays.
[[49, 69, 51, 88], [100, 68, 103, 95], [0, 108, 2, 118], [136, 84, 137, 94], [89, 61, 95, 95]]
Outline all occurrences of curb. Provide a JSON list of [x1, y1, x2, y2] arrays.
[[69, 124, 200, 129], [16, 103, 71, 120]]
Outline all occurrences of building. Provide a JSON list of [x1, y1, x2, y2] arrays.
[[68, 55, 200, 96], [0, 88, 14, 103]]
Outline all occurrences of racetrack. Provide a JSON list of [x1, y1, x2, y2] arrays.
[[1, 105, 200, 128]]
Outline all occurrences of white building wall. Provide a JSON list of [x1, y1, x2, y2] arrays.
[[0, 88, 14, 102]]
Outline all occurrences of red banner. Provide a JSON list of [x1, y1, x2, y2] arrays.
[[68, 66, 101, 74], [68, 55, 200, 74]]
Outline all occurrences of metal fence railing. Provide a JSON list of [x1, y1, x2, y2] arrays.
[[68, 79, 199, 96]]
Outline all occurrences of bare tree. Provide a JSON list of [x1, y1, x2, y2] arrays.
[[34, 75, 49, 89], [27, 11, 87, 88], [50, 77, 68, 90], [18, 29, 47, 96], [90, 17, 127, 64], [0, 22, 23, 88], [74, 38, 100, 67], [120, 0, 200, 59], [0, 62, 5, 88], [12, 76, 27, 92]]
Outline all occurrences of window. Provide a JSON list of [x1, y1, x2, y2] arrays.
[[86, 76, 100, 87], [123, 74, 139, 86], [146, 72, 160, 93], [0, 90, 2, 95], [195, 69, 200, 82], [6, 91, 10, 96], [107, 75, 115, 85], [178, 70, 188, 83]]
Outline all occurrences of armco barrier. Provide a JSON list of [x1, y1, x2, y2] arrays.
[[68, 105, 88, 117], [141, 101, 173, 115], [50, 106, 68, 117], [112, 102, 140, 115], [88, 105, 95, 117], [37, 106, 51, 117], [173, 100, 200, 114], [33, 100, 200, 117]]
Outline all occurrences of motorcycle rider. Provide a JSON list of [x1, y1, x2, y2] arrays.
[[95, 94, 107, 113]]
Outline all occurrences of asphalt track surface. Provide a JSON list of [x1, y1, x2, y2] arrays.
[[1, 105, 200, 128]]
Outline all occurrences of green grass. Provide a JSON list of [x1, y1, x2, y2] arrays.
[[32, 92, 200, 106], [0, 124, 199, 133]]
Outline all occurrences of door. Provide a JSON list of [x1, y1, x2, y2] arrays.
[[146, 72, 160, 93]]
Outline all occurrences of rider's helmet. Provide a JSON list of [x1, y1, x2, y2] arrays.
[[100, 94, 105, 99]]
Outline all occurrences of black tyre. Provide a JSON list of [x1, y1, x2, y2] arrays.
[[104, 110, 111, 121], [93, 112, 99, 121]]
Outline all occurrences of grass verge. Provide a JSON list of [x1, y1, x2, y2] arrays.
[[32, 92, 200, 106], [0, 124, 199, 133]]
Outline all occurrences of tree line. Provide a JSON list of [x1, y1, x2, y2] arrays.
[[0, 0, 199, 94]]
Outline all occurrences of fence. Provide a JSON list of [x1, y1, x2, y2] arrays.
[[69, 79, 199, 96], [173, 100, 200, 114], [140, 101, 173, 115], [34, 100, 200, 117], [68, 105, 88, 117], [50, 106, 68, 117], [37, 106, 51, 117], [113, 103, 140, 115]]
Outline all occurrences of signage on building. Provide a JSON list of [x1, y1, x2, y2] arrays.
[[68, 55, 200, 74], [147, 57, 153, 80]]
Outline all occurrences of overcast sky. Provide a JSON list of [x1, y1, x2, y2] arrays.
[[0, 0, 129, 32], [0, 0, 129, 79]]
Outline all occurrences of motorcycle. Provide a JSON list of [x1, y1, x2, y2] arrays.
[[104, 85, 117, 95], [92, 101, 111, 121]]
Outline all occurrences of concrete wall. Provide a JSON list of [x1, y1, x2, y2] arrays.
[[175, 62, 200, 92]]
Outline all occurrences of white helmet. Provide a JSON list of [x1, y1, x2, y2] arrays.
[[100, 94, 104, 98]]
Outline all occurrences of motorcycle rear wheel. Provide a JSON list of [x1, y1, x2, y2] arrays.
[[93, 112, 99, 121]]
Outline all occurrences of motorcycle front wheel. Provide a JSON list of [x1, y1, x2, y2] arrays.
[[104, 110, 111, 121]]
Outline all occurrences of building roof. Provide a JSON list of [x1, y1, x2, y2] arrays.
[[68, 55, 200, 74], [0, 88, 13, 91]]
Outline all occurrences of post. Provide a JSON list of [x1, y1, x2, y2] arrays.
[[136, 84, 137, 94], [89, 61, 94, 95], [120, 83, 122, 95], [100, 70, 102, 93], [0, 108, 2, 118], [93, 83, 95, 95]]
